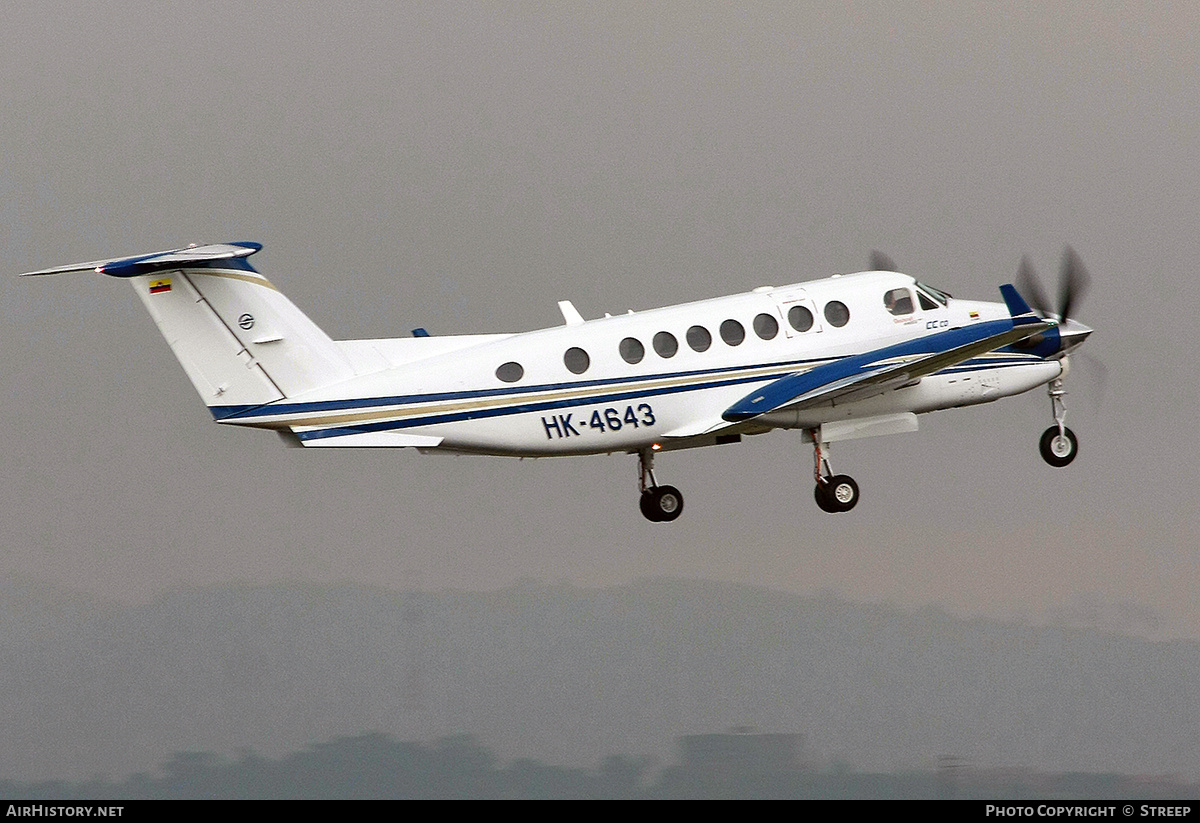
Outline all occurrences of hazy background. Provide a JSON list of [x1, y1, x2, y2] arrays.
[[4, 579, 1200, 786], [1, 0, 1197, 759]]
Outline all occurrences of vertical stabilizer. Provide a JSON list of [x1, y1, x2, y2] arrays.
[[22, 243, 357, 418]]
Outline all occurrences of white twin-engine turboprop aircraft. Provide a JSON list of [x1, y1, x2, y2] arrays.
[[22, 243, 1092, 522]]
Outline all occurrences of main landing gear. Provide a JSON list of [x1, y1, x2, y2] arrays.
[[637, 448, 684, 523], [1039, 376, 1079, 467], [811, 431, 859, 513]]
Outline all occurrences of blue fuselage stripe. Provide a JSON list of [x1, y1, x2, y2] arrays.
[[216, 345, 1044, 424], [213, 355, 836, 420], [293, 371, 772, 440], [287, 354, 1045, 442]]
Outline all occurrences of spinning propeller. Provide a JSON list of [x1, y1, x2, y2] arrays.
[[1016, 246, 1091, 324], [1017, 247, 1104, 419]]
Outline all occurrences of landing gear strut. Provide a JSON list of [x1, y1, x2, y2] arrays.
[[811, 431, 859, 513], [1039, 376, 1078, 467], [637, 448, 684, 522]]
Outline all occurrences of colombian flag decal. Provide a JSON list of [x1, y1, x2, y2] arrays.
[[149, 278, 172, 295]]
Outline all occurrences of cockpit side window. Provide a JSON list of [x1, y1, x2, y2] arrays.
[[883, 288, 914, 316], [916, 282, 951, 306], [918, 291, 938, 311]]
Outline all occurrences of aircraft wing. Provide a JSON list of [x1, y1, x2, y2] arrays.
[[723, 313, 1052, 423]]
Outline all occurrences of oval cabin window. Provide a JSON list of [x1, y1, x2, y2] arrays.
[[653, 331, 678, 358], [619, 337, 645, 364], [563, 347, 590, 374], [824, 301, 850, 328], [720, 319, 745, 346], [788, 305, 814, 332], [753, 313, 778, 339], [495, 362, 524, 383]]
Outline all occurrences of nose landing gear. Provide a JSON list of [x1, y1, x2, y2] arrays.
[[1040, 376, 1079, 467]]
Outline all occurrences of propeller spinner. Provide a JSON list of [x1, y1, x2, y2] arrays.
[[1016, 246, 1090, 323], [1015, 246, 1092, 353]]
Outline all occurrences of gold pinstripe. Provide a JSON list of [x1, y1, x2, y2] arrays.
[[189, 270, 280, 291], [233, 360, 830, 430]]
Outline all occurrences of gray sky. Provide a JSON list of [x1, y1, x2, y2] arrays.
[[3, 2, 1197, 637]]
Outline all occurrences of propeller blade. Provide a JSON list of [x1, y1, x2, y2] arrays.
[[869, 250, 898, 272], [1016, 255, 1053, 318], [1057, 246, 1090, 323]]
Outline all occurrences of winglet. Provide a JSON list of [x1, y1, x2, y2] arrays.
[[999, 284, 1042, 326]]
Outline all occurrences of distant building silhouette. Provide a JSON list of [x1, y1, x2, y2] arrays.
[[667, 728, 810, 799], [678, 728, 808, 773]]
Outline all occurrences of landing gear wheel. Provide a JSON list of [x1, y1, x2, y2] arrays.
[[635, 449, 683, 522], [814, 475, 859, 513], [814, 483, 838, 513], [639, 490, 661, 522], [653, 486, 684, 522], [1039, 426, 1078, 467], [808, 432, 859, 513], [826, 474, 859, 512], [640, 485, 683, 522]]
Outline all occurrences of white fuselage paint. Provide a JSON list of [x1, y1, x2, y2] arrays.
[[219, 271, 1064, 457]]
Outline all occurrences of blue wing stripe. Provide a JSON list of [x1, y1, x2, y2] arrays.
[[722, 317, 1037, 422]]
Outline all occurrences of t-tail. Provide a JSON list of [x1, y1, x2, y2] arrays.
[[20, 243, 355, 419]]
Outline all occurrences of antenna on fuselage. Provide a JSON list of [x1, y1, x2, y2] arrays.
[[558, 300, 585, 326]]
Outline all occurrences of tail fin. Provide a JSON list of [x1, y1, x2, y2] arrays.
[[22, 243, 355, 418]]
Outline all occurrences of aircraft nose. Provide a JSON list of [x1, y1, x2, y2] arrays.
[[1057, 318, 1092, 352]]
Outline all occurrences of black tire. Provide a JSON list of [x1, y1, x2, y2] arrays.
[[648, 485, 684, 522], [825, 474, 859, 512], [814, 482, 838, 513], [639, 490, 662, 522], [1039, 426, 1078, 467]]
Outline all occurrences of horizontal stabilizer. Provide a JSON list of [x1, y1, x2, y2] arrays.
[[20, 243, 262, 278]]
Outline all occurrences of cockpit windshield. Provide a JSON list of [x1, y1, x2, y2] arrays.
[[915, 281, 952, 306]]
